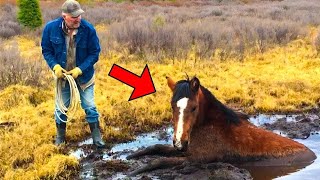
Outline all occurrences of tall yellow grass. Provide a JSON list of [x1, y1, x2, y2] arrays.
[[1, 33, 320, 178]]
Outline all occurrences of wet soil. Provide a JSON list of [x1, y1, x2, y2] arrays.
[[262, 114, 320, 139], [131, 162, 252, 180], [71, 113, 320, 180], [81, 156, 252, 180]]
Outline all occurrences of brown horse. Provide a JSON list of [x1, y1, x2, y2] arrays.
[[127, 76, 316, 178]]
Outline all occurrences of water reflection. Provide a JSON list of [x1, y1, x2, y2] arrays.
[[103, 127, 173, 160], [249, 114, 297, 126], [275, 134, 320, 180]]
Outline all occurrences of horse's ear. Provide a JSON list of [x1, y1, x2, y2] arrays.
[[190, 77, 200, 93], [166, 76, 176, 91]]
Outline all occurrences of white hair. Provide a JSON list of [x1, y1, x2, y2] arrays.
[[62, 12, 69, 17]]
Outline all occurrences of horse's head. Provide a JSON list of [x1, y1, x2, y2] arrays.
[[167, 76, 201, 152]]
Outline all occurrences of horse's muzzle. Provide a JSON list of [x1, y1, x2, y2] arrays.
[[173, 140, 188, 152]]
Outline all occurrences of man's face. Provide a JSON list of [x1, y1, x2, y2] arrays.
[[63, 14, 81, 29]]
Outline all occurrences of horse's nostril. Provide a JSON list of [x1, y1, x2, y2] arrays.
[[182, 141, 188, 148], [181, 141, 188, 152]]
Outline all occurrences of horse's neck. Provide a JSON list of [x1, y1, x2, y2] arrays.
[[196, 87, 229, 126]]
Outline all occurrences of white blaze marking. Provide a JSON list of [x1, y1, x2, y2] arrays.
[[176, 98, 189, 142]]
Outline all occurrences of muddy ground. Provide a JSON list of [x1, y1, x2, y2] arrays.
[[73, 113, 320, 180], [262, 114, 320, 139]]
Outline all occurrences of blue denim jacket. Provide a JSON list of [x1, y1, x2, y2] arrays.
[[41, 17, 101, 84]]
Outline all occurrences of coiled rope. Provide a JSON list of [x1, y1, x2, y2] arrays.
[[54, 73, 81, 123]]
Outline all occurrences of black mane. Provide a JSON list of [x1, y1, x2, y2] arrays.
[[172, 80, 192, 103], [200, 85, 240, 124], [171, 79, 240, 124]]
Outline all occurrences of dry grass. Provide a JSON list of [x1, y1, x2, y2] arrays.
[[1, 32, 320, 179]]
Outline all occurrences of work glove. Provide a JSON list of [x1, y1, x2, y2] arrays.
[[66, 67, 82, 79], [53, 64, 66, 79]]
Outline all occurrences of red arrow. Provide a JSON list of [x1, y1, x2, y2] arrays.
[[108, 64, 156, 101]]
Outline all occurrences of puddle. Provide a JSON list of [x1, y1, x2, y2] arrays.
[[70, 127, 173, 160], [70, 127, 174, 179], [275, 134, 320, 180], [249, 114, 298, 126], [103, 127, 173, 161], [70, 114, 320, 179], [238, 132, 319, 180]]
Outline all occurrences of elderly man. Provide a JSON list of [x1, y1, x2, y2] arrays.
[[41, 0, 105, 148]]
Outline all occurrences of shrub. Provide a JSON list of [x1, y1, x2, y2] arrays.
[[41, 7, 61, 24], [314, 29, 320, 56], [81, 5, 127, 25], [0, 42, 47, 90], [109, 18, 192, 60], [0, 22, 21, 39], [0, 4, 21, 38], [17, 0, 42, 28]]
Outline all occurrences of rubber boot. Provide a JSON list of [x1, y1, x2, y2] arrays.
[[89, 122, 106, 148], [55, 122, 66, 145]]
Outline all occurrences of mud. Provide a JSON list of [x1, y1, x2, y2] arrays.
[[70, 113, 320, 180], [262, 114, 320, 139], [81, 156, 252, 180], [131, 162, 252, 180]]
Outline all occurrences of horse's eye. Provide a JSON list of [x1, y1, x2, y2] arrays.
[[191, 106, 197, 112]]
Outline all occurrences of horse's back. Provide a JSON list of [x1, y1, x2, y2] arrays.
[[238, 147, 316, 167], [187, 118, 316, 165]]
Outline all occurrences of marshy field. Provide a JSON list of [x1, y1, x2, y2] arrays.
[[1, 0, 320, 179]]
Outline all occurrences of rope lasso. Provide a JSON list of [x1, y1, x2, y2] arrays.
[[54, 73, 81, 123]]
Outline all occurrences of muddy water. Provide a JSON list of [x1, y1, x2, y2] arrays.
[[70, 114, 320, 180], [70, 127, 174, 179], [276, 135, 320, 180]]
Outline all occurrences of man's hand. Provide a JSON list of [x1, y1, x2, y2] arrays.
[[53, 64, 66, 79], [66, 67, 82, 79]]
